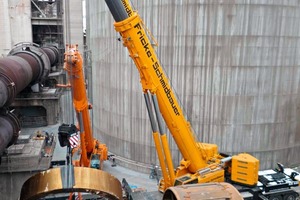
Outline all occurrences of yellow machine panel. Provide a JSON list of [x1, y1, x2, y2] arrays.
[[231, 153, 259, 186], [200, 143, 218, 159], [198, 169, 225, 183]]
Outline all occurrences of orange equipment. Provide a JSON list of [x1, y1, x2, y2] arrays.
[[19, 45, 122, 200], [63, 44, 108, 168]]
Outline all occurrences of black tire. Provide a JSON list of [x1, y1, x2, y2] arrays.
[[269, 195, 283, 200], [283, 193, 297, 200]]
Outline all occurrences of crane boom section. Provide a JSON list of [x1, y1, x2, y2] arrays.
[[64, 45, 94, 162], [114, 12, 209, 172]]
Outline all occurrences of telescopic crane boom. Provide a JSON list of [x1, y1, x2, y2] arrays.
[[104, 0, 237, 190], [63, 44, 107, 168]]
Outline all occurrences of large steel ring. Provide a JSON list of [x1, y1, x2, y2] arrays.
[[20, 166, 123, 200]]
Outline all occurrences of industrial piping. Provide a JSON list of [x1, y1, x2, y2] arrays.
[[0, 43, 59, 154]]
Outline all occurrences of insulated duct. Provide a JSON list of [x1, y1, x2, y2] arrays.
[[0, 43, 59, 154]]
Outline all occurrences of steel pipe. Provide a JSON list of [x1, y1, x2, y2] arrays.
[[8, 43, 54, 83], [0, 109, 21, 154], [0, 43, 59, 154], [0, 56, 33, 106], [42, 46, 60, 67]]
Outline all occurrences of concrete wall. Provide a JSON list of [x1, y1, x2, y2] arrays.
[[0, 172, 37, 200], [87, 0, 300, 171], [0, 0, 32, 57], [63, 0, 84, 53]]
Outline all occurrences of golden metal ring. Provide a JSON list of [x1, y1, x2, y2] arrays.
[[20, 166, 122, 200]]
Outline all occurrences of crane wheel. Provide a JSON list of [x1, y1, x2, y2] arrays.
[[269, 195, 283, 200], [19, 166, 122, 200], [283, 193, 298, 200]]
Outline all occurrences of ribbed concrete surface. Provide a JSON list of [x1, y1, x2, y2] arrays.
[[87, 0, 300, 171], [63, 0, 84, 53]]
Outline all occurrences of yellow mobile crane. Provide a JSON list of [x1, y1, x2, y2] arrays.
[[104, 0, 300, 199], [105, 0, 258, 189]]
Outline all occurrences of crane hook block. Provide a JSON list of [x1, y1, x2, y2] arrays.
[[58, 123, 78, 147]]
